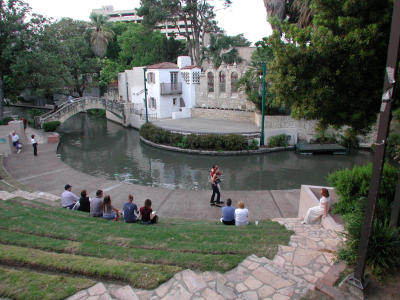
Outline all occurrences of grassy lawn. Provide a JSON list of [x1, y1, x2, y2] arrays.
[[0, 197, 292, 298]]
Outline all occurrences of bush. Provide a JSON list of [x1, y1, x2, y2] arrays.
[[328, 163, 397, 217], [268, 134, 289, 148], [43, 121, 61, 132], [139, 123, 247, 151], [28, 108, 46, 119], [387, 133, 400, 162], [339, 128, 359, 149], [329, 163, 399, 276], [0, 117, 14, 125], [248, 139, 259, 150], [338, 201, 400, 277], [87, 109, 106, 118]]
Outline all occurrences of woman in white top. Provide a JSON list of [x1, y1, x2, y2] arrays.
[[31, 134, 38, 156], [235, 201, 249, 226], [302, 188, 331, 224]]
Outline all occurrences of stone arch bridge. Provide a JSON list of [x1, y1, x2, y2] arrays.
[[35, 97, 131, 128]]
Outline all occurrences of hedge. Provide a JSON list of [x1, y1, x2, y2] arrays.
[[139, 123, 250, 151], [43, 121, 61, 132], [268, 134, 289, 148]]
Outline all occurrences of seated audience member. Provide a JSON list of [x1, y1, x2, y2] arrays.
[[220, 198, 235, 225], [139, 199, 158, 224], [235, 201, 249, 226], [61, 184, 79, 209], [302, 188, 331, 224], [78, 190, 90, 213], [123, 194, 139, 223], [102, 195, 120, 220], [90, 189, 103, 217]]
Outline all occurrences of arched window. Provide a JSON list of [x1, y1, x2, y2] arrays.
[[231, 72, 238, 93], [219, 71, 226, 93], [207, 72, 214, 93]]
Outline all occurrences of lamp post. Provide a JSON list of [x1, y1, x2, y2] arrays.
[[260, 63, 267, 146], [143, 67, 149, 123]]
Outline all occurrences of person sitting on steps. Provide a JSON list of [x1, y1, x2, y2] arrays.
[[123, 194, 139, 223], [78, 190, 90, 213], [102, 195, 120, 220], [235, 201, 249, 226], [139, 199, 158, 224], [220, 198, 235, 225], [90, 189, 103, 217]]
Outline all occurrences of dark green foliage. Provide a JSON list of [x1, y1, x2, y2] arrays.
[[247, 139, 259, 150], [265, 0, 394, 133], [328, 163, 397, 217], [0, 117, 14, 125], [387, 133, 400, 162], [313, 131, 338, 144], [393, 108, 400, 121], [27, 109, 46, 119], [329, 163, 399, 276], [140, 123, 247, 151], [86, 109, 105, 118], [339, 128, 359, 149], [268, 134, 289, 148], [42, 121, 61, 132]]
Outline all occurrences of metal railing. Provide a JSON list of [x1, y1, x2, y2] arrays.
[[160, 82, 182, 95]]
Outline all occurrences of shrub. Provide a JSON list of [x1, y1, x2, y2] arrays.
[[247, 139, 259, 150], [328, 163, 397, 217], [87, 109, 106, 117], [339, 128, 359, 149], [42, 121, 61, 132], [338, 201, 400, 277], [139, 123, 247, 151], [268, 134, 289, 148], [387, 133, 400, 162], [0, 117, 14, 125], [329, 163, 399, 276], [28, 108, 46, 119]]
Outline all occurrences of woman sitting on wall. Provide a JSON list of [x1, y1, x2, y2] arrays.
[[302, 188, 330, 224]]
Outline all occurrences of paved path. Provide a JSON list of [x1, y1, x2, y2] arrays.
[[3, 143, 299, 221], [152, 118, 260, 134], [66, 218, 344, 300]]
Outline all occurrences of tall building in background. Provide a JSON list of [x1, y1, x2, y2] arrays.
[[92, 5, 191, 40]]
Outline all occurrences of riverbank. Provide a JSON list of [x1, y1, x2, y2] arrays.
[[3, 142, 300, 221]]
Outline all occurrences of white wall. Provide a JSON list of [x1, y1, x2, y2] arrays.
[[177, 56, 192, 69], [128, 67, 146, 106]]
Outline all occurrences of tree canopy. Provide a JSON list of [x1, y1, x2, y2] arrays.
[[138, 0, 232, 65], [265, 0, 393, 133]]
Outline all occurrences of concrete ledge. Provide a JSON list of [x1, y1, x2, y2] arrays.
[[299, 185, 344, 232], [140, 136, 295, 156], [47, 133, 59, 144]]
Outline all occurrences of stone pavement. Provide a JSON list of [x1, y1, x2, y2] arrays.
[[67, 218, 344, 300], [3, 143, 300, 221]]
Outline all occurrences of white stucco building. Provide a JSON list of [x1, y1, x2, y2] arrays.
[[118, 56, 200, 119]]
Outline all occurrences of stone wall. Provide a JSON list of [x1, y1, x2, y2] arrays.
[[191, 108, 255, 122], [255, 114, 318, 142]]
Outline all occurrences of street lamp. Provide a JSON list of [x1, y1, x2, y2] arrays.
[[143, 67, 149, 123], [259, 63, 267, 146]]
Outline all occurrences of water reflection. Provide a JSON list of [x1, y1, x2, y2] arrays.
[[57, 114, 373, 190]]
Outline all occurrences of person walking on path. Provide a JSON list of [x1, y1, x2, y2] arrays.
[[21, 117, 27, 130], [61, 184, 79, 209], [11, 132, 19, 152], [210, 165, 223, 206], [31, 135, 38, 156]]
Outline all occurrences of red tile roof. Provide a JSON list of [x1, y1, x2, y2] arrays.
[[147, 62, 179, 70], [181, 65, 201, 70]]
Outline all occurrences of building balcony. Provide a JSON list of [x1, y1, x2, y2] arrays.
[[160, 83, 182, 95]]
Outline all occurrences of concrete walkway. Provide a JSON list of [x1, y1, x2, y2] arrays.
[[3, 143, 299, 221]]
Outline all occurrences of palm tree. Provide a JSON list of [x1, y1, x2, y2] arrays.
[[263, 0, 312, 30], [88, 13, 114, 58]]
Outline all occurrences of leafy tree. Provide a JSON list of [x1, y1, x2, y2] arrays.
[[0, 0, 41, 116], [201, 33, 250, 68], [88, 13, 114, 58], [47, 19, 102, 97], [265, 0, 393, 133], [263, 0, 313, 29], [138, 0, 232, 65]]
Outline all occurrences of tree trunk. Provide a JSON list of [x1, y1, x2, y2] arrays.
[[0, 73, 4, 119]]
